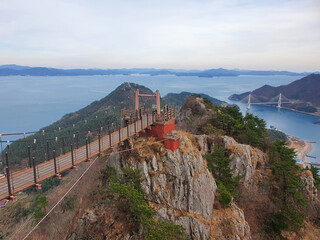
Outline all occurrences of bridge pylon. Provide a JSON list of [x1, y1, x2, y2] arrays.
[[247, 94, 251, 110], [277, 93, 282, 108]]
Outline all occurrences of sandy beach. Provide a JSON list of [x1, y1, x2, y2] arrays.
[[287, 136, 312, 165]]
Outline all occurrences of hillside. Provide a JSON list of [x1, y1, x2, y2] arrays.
[[162, 91, 227, 107], [47, 84, 226, 131], [229, 74, 320, 114]]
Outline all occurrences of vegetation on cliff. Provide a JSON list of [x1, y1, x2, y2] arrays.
[[179, 95, 268, 149], [206, 145, 240, 207], [178, 95, 320, 239], [267, 141, 307, 236], [309, 165, 320, 190], [102, 166, 190, 240]]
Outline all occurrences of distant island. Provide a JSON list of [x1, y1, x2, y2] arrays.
[[0, 64, 316, 77], [229, 74, 320, 116]]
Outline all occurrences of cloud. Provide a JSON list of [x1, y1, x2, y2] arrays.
[[0, 0, 319, 71]]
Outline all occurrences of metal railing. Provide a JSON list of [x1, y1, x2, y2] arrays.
[[0, 113, 154, 200], [0, 105, 176, 200]]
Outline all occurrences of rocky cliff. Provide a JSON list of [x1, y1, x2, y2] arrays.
[[301, 170, 318, 201], [193, 134, 268, 190], [67, 129, 320, 240], [106, 131, 252, 240]]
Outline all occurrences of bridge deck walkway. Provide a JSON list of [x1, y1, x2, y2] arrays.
[[0, 114, 152, 200]]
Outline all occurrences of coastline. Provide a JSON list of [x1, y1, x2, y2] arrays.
[[229, 98, 320, 117], [286, 135, 313, 167], [278, 106, 320, 118]]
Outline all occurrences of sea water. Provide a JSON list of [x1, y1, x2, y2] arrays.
[[0, 74, 319, 162]]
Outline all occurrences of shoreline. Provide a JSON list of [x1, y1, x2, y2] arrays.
[[229, 98, 320, 117], [286, 135, 313, 167], [277, 106, 320, 118]]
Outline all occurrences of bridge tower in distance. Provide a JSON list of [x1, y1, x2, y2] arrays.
[[277, 93, 282, 108], [247, 93, 251, 110]]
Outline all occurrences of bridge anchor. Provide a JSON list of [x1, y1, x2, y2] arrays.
[[9, 195, 16, 201], [98, 152, 105, 157], [55, 173, 62, 179], [72, 165, 78, 171]]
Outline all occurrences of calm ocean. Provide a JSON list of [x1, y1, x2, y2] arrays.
[[0, 74, 319, 162]]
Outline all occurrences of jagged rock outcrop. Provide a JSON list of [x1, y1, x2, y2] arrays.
[[194, 134, 268, 190], [211, 203, 251, 240], [222, 136, 268, 189], [301, 170, 318, 201], [108, 131, 252, 240]]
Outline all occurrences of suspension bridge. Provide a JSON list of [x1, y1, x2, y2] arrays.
[[0, 89, 179, 201], [245, 93, 298, 110]]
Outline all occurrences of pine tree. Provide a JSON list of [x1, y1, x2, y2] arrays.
[[310, 165, 320, 189], [206, 145, 240, 206], [268, 141, 306, 233]]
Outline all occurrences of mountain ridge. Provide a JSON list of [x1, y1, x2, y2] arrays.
[[0, 64, 314, 77]]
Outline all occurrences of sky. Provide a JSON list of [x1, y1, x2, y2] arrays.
[[0, 0, 319, 72]]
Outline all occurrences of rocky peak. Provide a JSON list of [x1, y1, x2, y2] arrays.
[[107, 131, 252, 240], [222, 136, 268, 189], [193, 134, 268, 190], [180, 96, 208, 116]]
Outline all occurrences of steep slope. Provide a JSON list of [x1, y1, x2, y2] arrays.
[[177, 95, 320, 240], [104, 133, 252, 240]]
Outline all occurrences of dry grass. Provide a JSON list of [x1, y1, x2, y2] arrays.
[[177, 131, 200, 155], [301, 170, 313, 177], [210, 203, 248, 240], [282, 221, 320, 240], [133, 137, 165, 162], [235, 185, 277, 240], [227, 143, 244, 156]]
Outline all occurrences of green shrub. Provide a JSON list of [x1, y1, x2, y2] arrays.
[[217, 181, 232, 207], [41, 178, 60, 192], [61, 197, 76, 212], [13, 202, 31, 222], [33, 195, 48, 222], [265, 212, 288, 236], [310, 165, 320, 189]]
